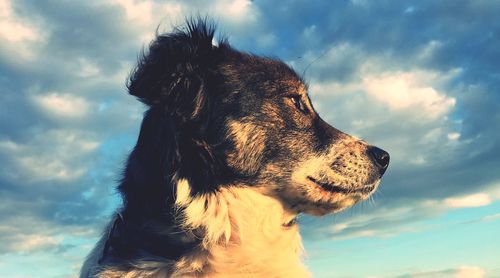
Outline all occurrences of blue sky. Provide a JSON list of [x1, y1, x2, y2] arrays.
[[1, 0, 499, 277]]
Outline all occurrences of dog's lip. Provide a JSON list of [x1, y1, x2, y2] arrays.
[[306, 176, 375, 194]]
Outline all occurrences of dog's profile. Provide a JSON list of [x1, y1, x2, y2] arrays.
[[80, 19, 389, 278]]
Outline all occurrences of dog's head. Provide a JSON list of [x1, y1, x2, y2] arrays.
[[126, 19, 389, 216]]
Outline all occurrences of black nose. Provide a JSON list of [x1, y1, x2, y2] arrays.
[[368, 146, 390, 175]]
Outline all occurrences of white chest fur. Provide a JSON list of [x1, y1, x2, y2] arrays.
[[172, 180, 310, 277]]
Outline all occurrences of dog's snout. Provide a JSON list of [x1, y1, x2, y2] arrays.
[[368, 146, 390, 175]]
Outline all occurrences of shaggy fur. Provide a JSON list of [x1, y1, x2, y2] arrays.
[[80, 18, 389, 278]]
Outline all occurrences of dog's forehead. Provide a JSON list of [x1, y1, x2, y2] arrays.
[[256, 57, 305, 92], [221, 50, 306, 95], [281, 76, 307, 95]]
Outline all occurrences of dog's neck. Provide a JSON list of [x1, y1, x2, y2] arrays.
[[171, 179, 310, 277]]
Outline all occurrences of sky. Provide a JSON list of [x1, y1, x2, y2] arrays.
[[0, 0, 499, 277]]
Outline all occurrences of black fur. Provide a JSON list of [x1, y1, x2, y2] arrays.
[[114, 19, 233, 262]]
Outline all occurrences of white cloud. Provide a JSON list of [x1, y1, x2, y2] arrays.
[[11, 234, 61, 253], [17, 156, 87, 182], [444, 193, 492, 208], [77, 58, 101, 78], [213, 0, 256, 24], [447, 132, 461, 141], [0, 0, 46, 60], [363, 71, 456, 120], [0, 0, 41, 43], [0, 214, 97, 255], [480, 213, 500, 222], [0, 130, 100, 183], [395, 265, 486, 278], [454, 266, 486, 278], [32, 92, 90, 118], [103, 0, 185, 44], [0, 140, 22, 152], [109, 0, 154, 26], [318, 202, 435, 240]]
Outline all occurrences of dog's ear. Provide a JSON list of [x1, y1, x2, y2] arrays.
[[127, 19, 219, 123]]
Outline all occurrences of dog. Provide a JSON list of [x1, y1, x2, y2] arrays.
[[80, 19, 389, 278]]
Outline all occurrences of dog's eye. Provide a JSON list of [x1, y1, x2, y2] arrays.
[[289, 95, 308, 114]]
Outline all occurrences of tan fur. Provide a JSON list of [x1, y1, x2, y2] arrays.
[[172, 179, 309, 277], [226, 120, 267, 174], [250, 135, 380, 216], [97, 264, 171, 278]]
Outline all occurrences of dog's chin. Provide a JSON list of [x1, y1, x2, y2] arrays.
[[296, 178, 380, 216]]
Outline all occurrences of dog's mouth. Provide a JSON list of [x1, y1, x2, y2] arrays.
[[307, 176, 375, 195]]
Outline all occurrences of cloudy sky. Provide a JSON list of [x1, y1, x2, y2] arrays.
[[1, 0, 499, 277]]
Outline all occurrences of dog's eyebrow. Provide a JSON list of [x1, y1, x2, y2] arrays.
[[303, 82, 310, 91], [295, 83, 309, 96], [275, 86, 307, 97]]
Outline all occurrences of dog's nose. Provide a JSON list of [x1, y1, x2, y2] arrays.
[[368, 146, 390, 175]]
